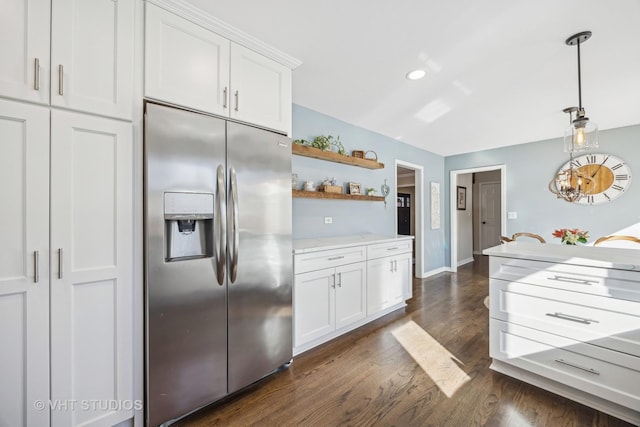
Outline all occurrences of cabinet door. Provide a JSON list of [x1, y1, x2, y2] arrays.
[[367, 257, 404, 315], [51, 0, 134, 119], [0, 0, 50, 104], [335, 262, 366, 329], [50, 110, 133, 427], [0, 100, 50, 427], [145, 3, 230, 116], [396, 252, 412, 300], [230, 43, 292, 133], [294, 268, 335, 347]]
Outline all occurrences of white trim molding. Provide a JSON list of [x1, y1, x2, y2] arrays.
[[395, 160, 425, 279], [146, 0, 302, 69]]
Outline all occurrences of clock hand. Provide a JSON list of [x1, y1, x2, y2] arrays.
[[590, 156, 610, 178]]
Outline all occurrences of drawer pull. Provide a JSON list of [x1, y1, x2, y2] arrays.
[[327, 256, 344, 261], [548, 275, 598, 286], [386, 247, 399, 251], [545, 312, 599, 325], [554, 358, 600, 376]]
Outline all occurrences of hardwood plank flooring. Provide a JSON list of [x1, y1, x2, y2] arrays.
[[176, 256, 634, 426]]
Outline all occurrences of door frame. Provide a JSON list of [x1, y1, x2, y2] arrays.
[[450, 165, 506, 272], [395, 160, 424, 278], [478, 181, 501, 252]]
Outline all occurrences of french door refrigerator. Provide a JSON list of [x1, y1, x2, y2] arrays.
[[144, 102, 292, 426]]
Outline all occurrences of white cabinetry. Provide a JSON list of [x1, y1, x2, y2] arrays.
[[144, 2, 292, 133], [0, 104, 133, 426], [293, 236, 413, 355], [486, 246, 640, 425], [0, 0, 133, 119], [366, 241, 412, 316]]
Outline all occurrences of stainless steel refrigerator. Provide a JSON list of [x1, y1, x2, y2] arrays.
[[144, 102, 292, 426]]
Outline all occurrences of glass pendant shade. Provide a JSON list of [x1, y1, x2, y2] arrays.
[[564, 119, 598, 152]]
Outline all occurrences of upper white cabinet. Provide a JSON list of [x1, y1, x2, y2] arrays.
[[229, 43, 291, 133], [0, 0, 50, 105], [145, 3, 230, 116], [144, 2, 294, 133], [0, 0, 134, 119], [51, 0, 134, 119]]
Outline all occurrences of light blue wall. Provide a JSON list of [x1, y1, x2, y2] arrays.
[[292, 104, 446, 273], [444, 124, 640, 266]]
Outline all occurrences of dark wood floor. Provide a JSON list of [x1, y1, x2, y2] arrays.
[[177, 256, 633, 426]]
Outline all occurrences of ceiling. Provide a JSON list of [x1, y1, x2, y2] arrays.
[[184, 0, 640, 156]]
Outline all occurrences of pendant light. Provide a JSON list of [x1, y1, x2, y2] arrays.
[[564, 31, 598, 153]]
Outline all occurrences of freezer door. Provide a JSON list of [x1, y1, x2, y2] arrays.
[[144, 103, 227, 426], [226, 122, 293, 392]]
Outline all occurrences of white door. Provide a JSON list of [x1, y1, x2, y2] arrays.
[[294, 268, 335, 347], [0, 0, 50, 105], [479, 182, 501, 250], [145, 3, 230, 116], [0, 100, 50, 427], [50, 110, 133, 427], [51, 0, 134, 119], [335, 262, 366, 329], [230, 43, 292, 133]]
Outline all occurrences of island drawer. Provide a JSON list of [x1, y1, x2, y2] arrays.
[[490, 257, 640, 302], [490, 319, 640, 411], [490, 278, 640, 357], [367, 239, 412, 260], [294, 245, 366, 274]]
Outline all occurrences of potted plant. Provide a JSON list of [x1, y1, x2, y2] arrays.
[[366, 188, 376, 196]]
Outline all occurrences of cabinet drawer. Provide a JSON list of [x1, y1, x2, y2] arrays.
[[490, 257, 640, 302], [367, 239, 412, 260], [294, 246, 366, 274], [490, 319, 640, 411], [491, 279, 640, 357]]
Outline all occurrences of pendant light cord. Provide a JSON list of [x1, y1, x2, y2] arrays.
[[577, 40, 582, 110]]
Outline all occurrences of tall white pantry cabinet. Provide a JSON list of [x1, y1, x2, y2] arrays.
[[0, 0, 135, 426]]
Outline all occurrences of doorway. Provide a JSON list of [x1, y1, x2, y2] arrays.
[[395, 160, 424, 278], [450, 165, 506, 272]]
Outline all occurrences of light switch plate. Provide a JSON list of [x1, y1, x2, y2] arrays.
[[507, 211, 517, 220], [324, 216, 333, 224]]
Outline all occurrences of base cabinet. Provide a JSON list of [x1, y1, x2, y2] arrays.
[[294, 262, 366, 347], [293, 237, 413, 354], [0, 100, 134, 427]]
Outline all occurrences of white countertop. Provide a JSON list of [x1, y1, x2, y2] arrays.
[[293, 233, 414, 254], [483, 241, 640, 271]]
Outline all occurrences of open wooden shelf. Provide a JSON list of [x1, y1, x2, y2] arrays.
[[293, 189, 385, 202], [292, 144, 384, 169]]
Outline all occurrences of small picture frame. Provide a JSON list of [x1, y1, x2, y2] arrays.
[[352, 150, 364, 158], [349, 182, 361, 195], [456, 186, 466, 210]]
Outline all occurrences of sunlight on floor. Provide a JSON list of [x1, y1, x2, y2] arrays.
[[391, 320, 470, 397]]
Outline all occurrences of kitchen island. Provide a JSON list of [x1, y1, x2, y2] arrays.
[[293, 234, 414, 355], [484, 241, 640, 425]]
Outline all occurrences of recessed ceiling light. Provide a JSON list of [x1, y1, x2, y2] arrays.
[[406, 69, 426, 80]]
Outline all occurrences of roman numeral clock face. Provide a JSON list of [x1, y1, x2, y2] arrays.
[[561, 153, 632, 205]]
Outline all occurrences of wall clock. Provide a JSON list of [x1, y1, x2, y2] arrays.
[[556, 153, 632, 205]]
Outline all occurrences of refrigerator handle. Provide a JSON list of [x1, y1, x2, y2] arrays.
[[228, 166, 239, 283], [215, 164, 227, 285]]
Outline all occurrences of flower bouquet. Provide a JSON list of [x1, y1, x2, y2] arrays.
[[552, 228, 589, 245]]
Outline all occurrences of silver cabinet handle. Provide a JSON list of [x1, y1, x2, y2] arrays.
[[215, 165, 227, 286], [394, 260, 398, 272], [389, 260, 394, 272], [331, 273, 336, 288], [545, 312, 598, 325], [327, 256, 344, 261], [58, 248, 63, 279], [387, 247, 399, 251], [34, 58, 40, 90], [223, 87, 228, 109], [554, 358, 600, 375], [548, 275, 597, 286], [228, 166, 239, 283], [58, 65, 64, 95], [34, 251, 39, 283], [234, 90, 239, 111], [336, 272, 342, 287]]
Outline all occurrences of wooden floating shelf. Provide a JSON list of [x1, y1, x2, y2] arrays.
[[293, 189, 385, 201], [292, 144, 384, 169]]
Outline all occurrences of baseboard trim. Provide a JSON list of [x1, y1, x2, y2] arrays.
[[457, 257, 474, 267], [419, 266, 452, 278]]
